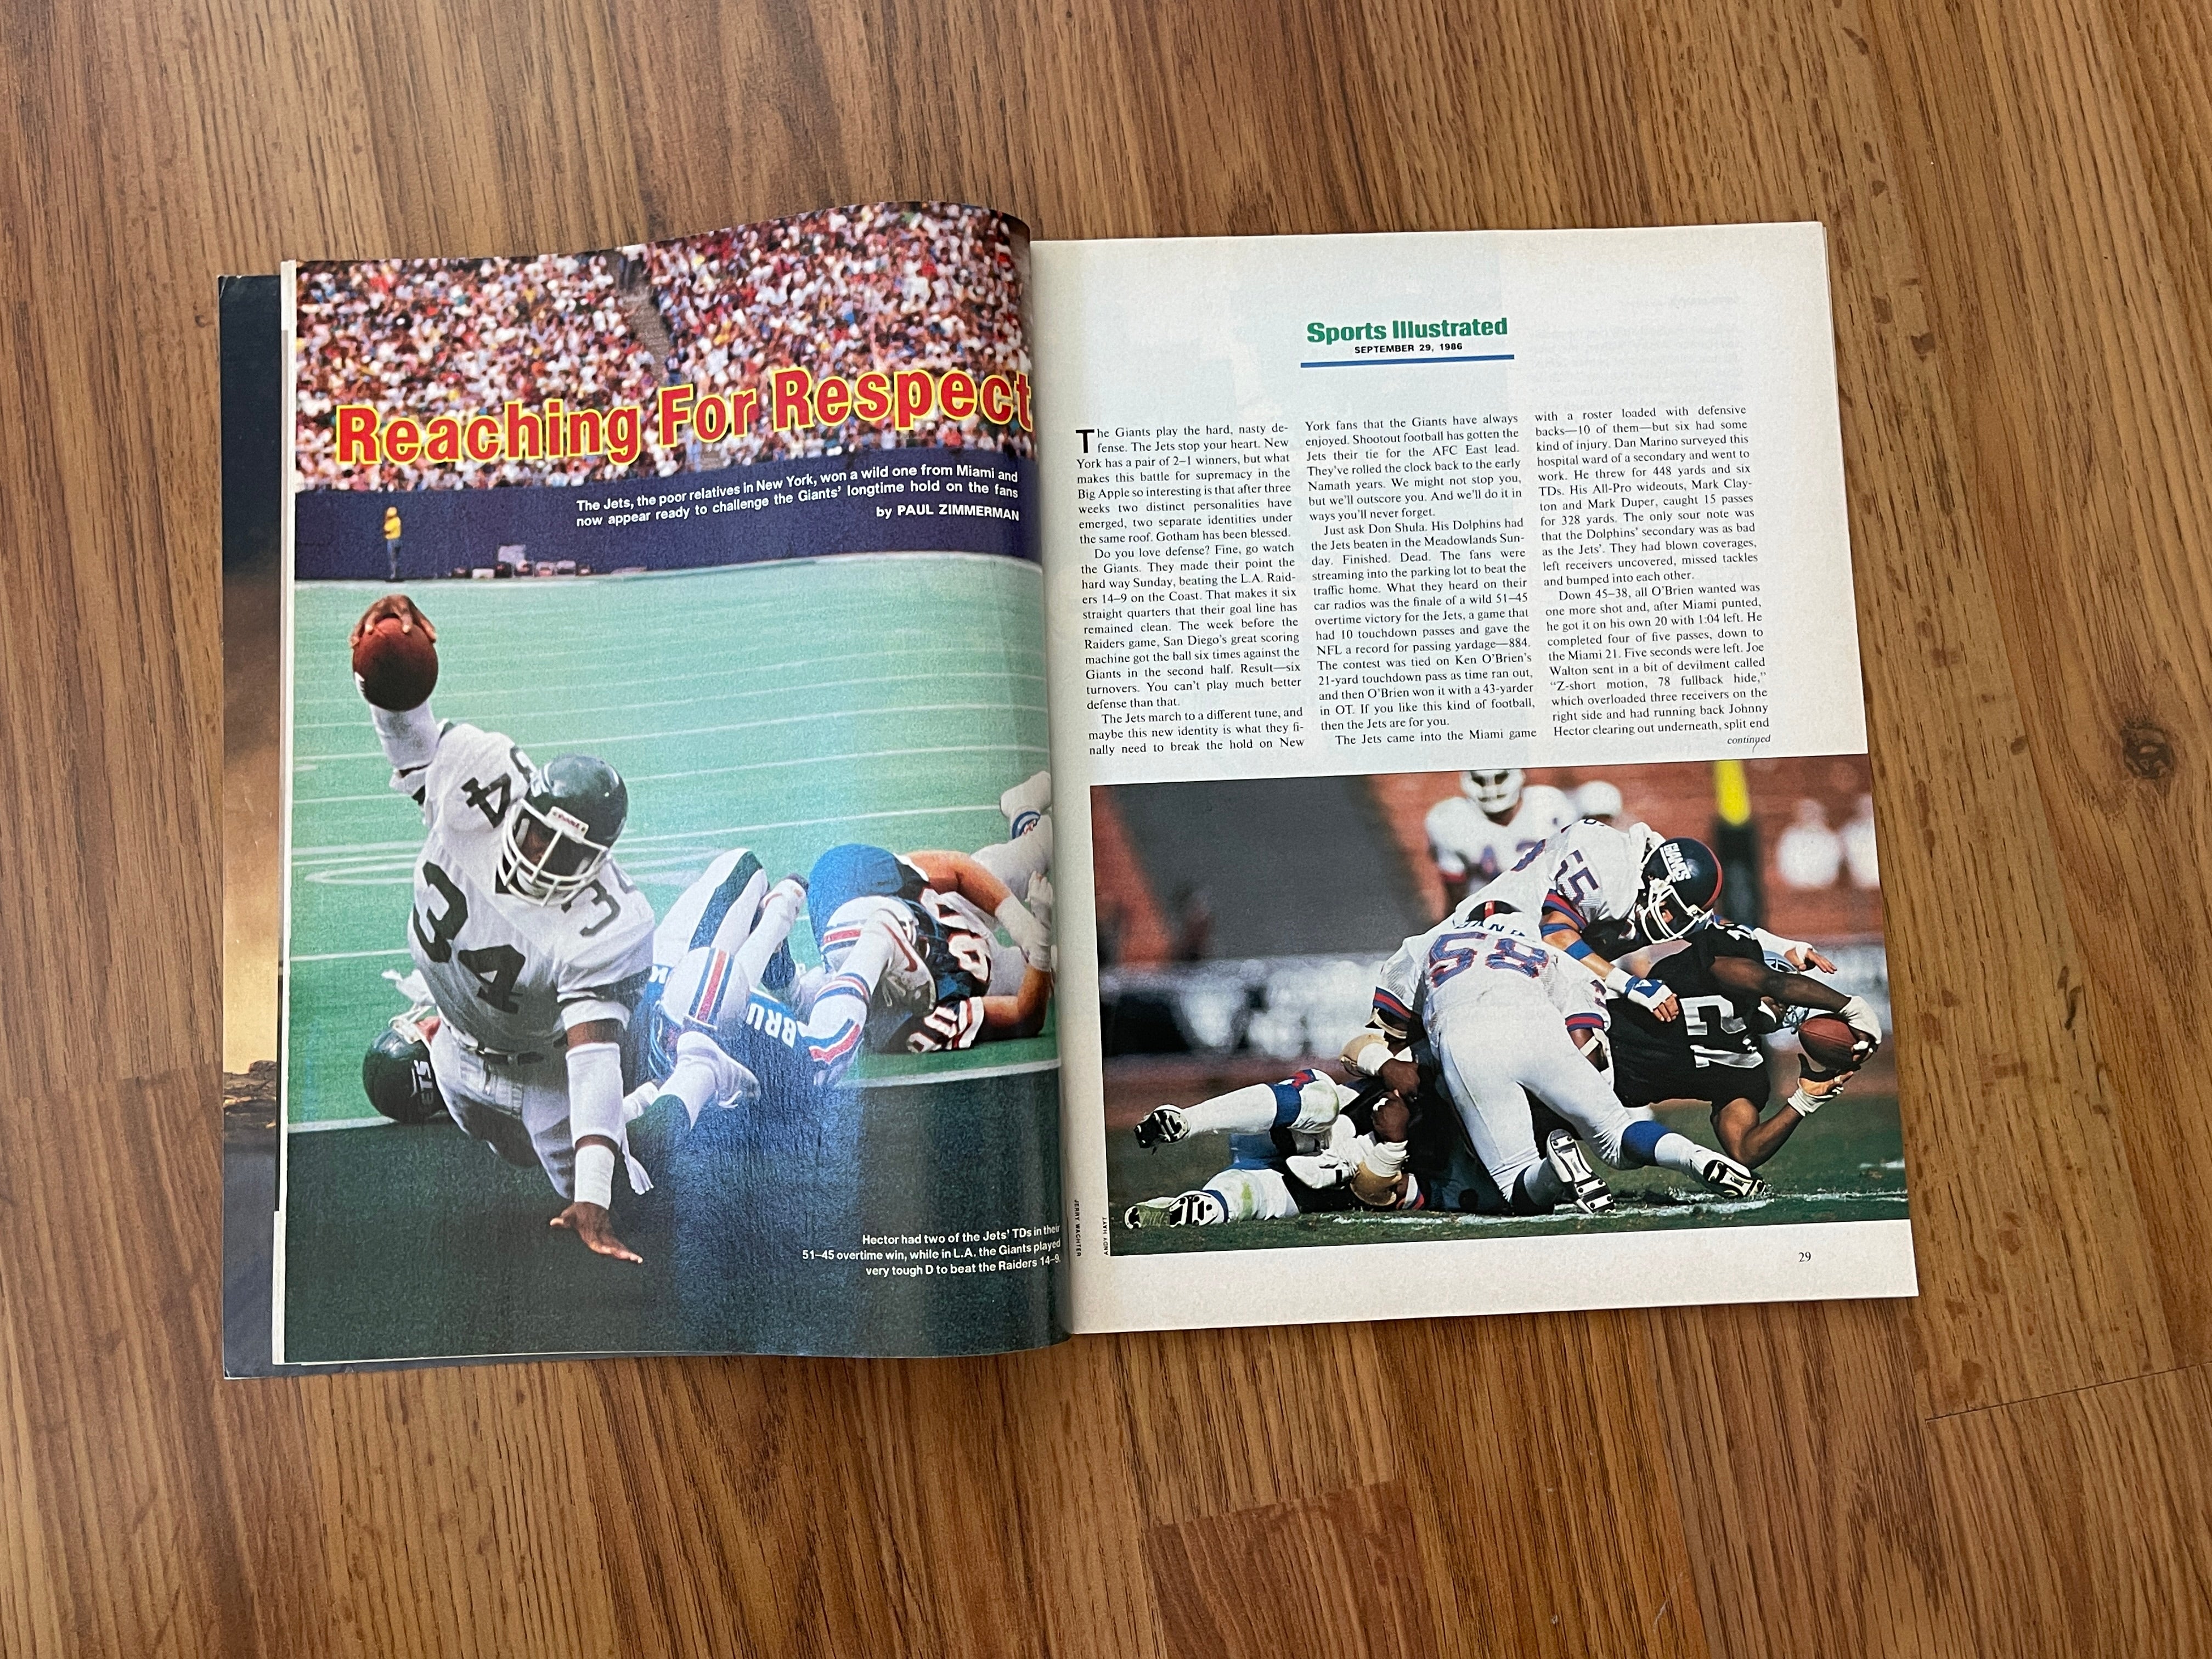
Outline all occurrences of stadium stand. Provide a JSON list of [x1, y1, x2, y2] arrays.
[[295, 204, 1032, 489]]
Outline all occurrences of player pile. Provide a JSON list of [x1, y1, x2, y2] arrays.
[[1123, 768, 1883, 1229]]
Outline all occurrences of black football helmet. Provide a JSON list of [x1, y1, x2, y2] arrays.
[[500, 752, 628, 903], [1635, 836, 1722, 941], [361, 1012, 447, 1124]]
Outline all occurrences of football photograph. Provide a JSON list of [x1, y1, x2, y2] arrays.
[[1094, 758, 1901, 1254], [236, 204, 1070, 1368]]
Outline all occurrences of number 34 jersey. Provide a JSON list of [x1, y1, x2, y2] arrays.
[[403, 723, 654, 1057]]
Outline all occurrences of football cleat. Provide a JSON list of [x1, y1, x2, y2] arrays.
[[1164, 1190, 1228, 1226], [1545, 1130, 1615, 1215], [1000, 770, 1053, 837], [672, 1029, 760, 1112], [1692, 1150, 1771, 1200], [1132, 1104, 1189, 1149]]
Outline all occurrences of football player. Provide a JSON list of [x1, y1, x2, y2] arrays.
[[1425, 769, 1577, 913], [627, 846, 814, 1124], [1122, 1068, 1421, 1227], [794, 842, 1053, 1079], [1604, 921, 1882, 1169], [1464, 817, 1833, 998], [351, 593, 657, 1264], [1459, 819, 1733, 1025], [974, 769, 1053, 938], [1353, 910, 1768, 1210]]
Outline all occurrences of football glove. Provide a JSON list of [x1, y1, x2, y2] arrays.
[[1839, 993, 1883, 1052], [1349, 1137, 1412, 1210], [1605, 967, 1674, 1013]]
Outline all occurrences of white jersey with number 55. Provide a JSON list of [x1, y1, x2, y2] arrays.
[[401, 723, 654, 1056], [1465, 818, 1664, 934]]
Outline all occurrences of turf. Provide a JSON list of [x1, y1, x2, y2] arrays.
[[279, 554, 1064, 1360], [281, 1065, 1064, 1362], [1107, 1092, 1908, 1254], [284, 554, 1047, 1124]]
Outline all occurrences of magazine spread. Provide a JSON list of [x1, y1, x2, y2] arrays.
[[222, 203, 1912, 1374]]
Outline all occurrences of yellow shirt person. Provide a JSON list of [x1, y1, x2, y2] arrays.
[[382, 506, 403, 581]]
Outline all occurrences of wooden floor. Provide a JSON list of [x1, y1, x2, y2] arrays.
[[6, 0, 2211, 1652]]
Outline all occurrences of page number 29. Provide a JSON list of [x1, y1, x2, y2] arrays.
[[1798, 1250, 1813, 1262]]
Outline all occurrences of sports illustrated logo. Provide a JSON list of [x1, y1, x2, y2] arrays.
[[1661, 842, 1694, 882]]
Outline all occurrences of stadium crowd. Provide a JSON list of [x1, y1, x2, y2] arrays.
[[295, 204, 1032, 489], [294, 253, 667, 488], [642, 202, 1032, 465]]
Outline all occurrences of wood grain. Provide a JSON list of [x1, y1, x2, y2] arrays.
[[5, 0, 2211, 1652]]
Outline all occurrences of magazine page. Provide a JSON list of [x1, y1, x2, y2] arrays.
[[232, 202, 1068, 1370], [1034, 223, 1915, 1333]]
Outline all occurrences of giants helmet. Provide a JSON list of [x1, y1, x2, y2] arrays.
[[500, 752, 627, 904], [1635, 837, 1722, 941], [361, 1012, 447, 1124], [1460, 768, 1524, 814]]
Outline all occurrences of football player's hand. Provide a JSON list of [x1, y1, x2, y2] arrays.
[[1378, 1057, 1423, 1099], [1838, 993, 1883, 1052], [351, 592, 437, 647], [1622, 977, 1680, 1020], [1797, 1059, 1855, 1096], [550, 1200, 642, 1263], [1787, 944, 1837, 974]]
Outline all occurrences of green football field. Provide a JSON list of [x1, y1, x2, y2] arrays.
[[1108, 1090, 1909, 1255], [285, 553, 1048, 1124], [279, 554, 1064, 1361]]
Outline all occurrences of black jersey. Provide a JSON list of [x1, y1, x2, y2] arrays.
[[878, 891, 996, 1053], [1607, 921, 1775, 1109]]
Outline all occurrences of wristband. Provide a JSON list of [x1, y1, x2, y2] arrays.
[[1602, 966, 1633, 995], [574, 1142, 617, 1208], [1787, 1086, 1822, 1119]]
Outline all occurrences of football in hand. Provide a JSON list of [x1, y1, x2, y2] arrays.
[[352, 614, 439, 710], [1796, 1014, 1861, 1071]]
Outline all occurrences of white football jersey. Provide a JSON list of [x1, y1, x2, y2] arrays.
[[1378, 914, 1604, 1032], [1462, 818, 1664, 934], [401, 723, 654, 1056], [1425, 784, 1576, 885]]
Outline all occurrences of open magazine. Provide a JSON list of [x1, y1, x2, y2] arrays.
[[222, 203, 1913, 1373]]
